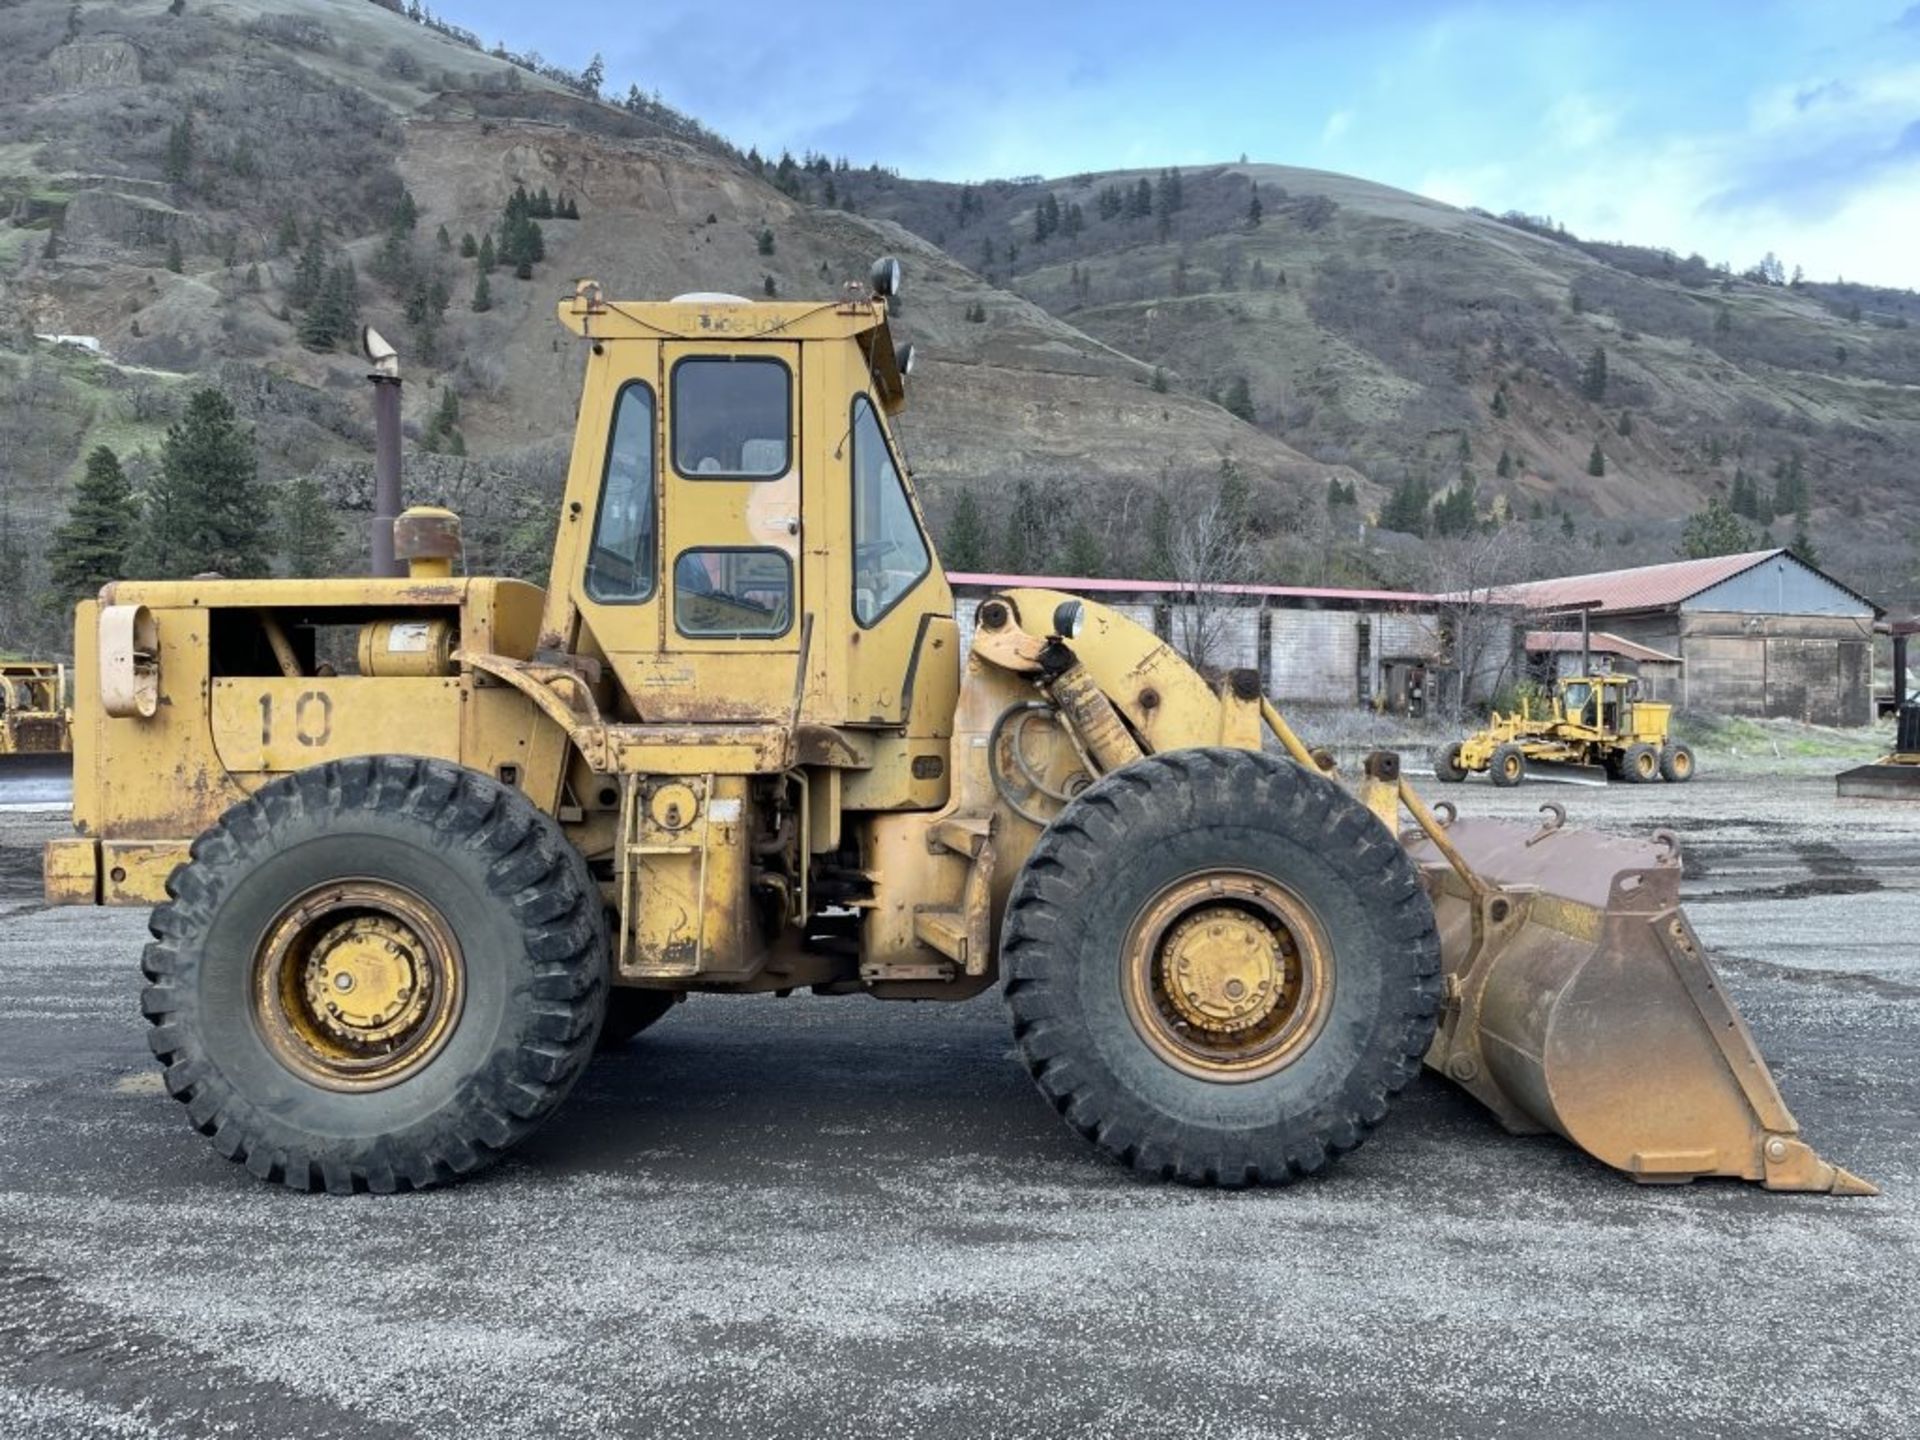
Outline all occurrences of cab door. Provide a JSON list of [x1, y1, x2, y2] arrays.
[[628, 342, 803, 721]]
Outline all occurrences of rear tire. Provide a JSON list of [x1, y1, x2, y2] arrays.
[[1621, 743, 1660, 783], [1432, 742, 1468, 783], [1002, 748, 1441, 1187], [1489, 743, 1527, 787], [1660, 741, 1695, 783], [140, 756, 608, 1193], [598, 987, 678, 1049]]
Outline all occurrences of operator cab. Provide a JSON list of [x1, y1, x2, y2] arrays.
[[543, 268, 956, 768]]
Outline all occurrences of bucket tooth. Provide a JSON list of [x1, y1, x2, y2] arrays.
[[1406, 814, 1875, 1196]]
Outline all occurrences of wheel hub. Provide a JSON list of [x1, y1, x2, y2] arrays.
[[303, 916, 434, 1046], [1122, 870, 1333, 1082], [1159, 907, 1292, 1034], [253, 881, 464, 1091]]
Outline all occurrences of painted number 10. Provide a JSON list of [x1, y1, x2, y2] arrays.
[[259, 690, 334, 748]]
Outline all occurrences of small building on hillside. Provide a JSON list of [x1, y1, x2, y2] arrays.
[[948, 572, 1520, 714], [1495, 549, 1880, 725], [1525, 630, 1685, 701]]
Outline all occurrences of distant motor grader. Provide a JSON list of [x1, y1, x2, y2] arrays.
[[44, 266, 1865, 1196], [1435, 674, 1695, 787]]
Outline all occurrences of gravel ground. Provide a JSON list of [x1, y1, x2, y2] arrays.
[[1, 770, 1915, 1440]]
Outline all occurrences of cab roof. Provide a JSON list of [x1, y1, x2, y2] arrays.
[[555, 281, 907, 405]]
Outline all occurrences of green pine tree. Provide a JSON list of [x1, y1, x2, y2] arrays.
[[472, 272, 492, 312], [1588, 442, 1606, 477], [1222, 376, 1255, 422], [163, 115, 193, 183], [47, 446, 139, 603], [943, 491, 991, 570], [1789, 508, 1819, 568], [280, 477, 339, 578], [138, 389, 270, 578], [165, 235, 183, 273], [477, 231, 495, 272], [1679, 498, 1755, 560], [1580, 346, 1608, 402], [1062, 521, 1105, 577], [757, 227, 776, 256], [1001, 480, 1048, 573], [1490, 387, 1509, 419]]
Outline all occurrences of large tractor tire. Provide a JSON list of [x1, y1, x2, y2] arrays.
[[140, 756, 608, 1194], [1620, 743, 1661, 783], [1432, 742, 1468, 783], [1489, 743, 1527, 788], [598, 988, 678, 1050], [1001, 748, 1442, 1187], [1660, 742, 1696, 784]]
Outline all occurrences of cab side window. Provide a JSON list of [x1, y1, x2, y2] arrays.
[[584, 383, 656, 603], [672, 357, 790, 478], [851, 396, 930, 626]]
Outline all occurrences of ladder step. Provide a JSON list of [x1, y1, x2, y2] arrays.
[[912, 908, 970, 964], [929, 814, 992, 858]]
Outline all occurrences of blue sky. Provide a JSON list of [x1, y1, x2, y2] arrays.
[[449, 0, 1920, 288]]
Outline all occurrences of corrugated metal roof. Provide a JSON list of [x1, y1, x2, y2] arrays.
[[1526, 630, 1683, 664], [1491, 550, 1785, 614], [947, 571, 1441, 605]]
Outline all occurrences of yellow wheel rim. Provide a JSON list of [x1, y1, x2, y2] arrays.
[[1672, 751, 1691, 778], [252, 880, 465, 1091], [1121, 870, 1333, 1082], [1635, 751, 1657, 778]]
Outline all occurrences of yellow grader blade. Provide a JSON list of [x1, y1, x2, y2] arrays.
[[1403, 803, 1875, 1194]]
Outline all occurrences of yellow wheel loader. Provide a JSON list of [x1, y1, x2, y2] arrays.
[[1434, 674, 1694, 788], [43, 268, 1867, 1196], [1, 661, 72, 781]]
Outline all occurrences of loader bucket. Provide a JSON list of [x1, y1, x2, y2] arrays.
[[1403, 807, 1875, 1194]]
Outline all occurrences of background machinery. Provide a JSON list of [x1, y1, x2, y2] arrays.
[[1838, 618, 1919, 799], [1435, 673, 1694, 787], [42, 267, 1864, 1197], [1, 661, 72, 780]]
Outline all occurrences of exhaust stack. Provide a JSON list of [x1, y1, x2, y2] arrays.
[[363, 327, 403, 578]]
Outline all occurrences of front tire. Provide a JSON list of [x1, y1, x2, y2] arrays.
[[1621, 743, 1660, 783], [140, 756, 608, 1193], [1002, 749, 1441, 1187], [1432, 742, 1468, 783], [1489, 743, 1527, 787]]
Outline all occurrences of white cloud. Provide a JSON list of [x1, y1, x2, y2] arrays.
[[1543, 93, 1619, 150], [1321, 108, 1354, 145]]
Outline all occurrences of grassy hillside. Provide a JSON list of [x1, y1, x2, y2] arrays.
[[1, 0, 1916, 660], [0, 0, 1359, 652], [845, 163, 1920, 606]]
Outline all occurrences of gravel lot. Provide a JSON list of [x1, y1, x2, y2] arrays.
[[1, 771, 1915, 1440]]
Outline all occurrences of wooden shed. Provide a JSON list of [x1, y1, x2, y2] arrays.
[[1497, 550, 1881, 725]]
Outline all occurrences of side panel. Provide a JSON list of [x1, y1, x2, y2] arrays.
[[210, 678, 462, 771]]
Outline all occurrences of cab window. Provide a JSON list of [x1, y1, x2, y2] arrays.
[[674, 549, 793, 638], [584, 383, 656, 603], [850, 396, 930, 626], [672, 357, 790, 478]]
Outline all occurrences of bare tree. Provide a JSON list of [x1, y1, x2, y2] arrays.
[[1164, 474, 1257, 674], [1408, 525, 1544, 716]]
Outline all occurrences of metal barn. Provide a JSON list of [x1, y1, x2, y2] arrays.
[[1497, 550, 1881, 726]]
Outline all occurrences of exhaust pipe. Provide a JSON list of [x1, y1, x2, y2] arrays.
[[363, 327, 402, 578]]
